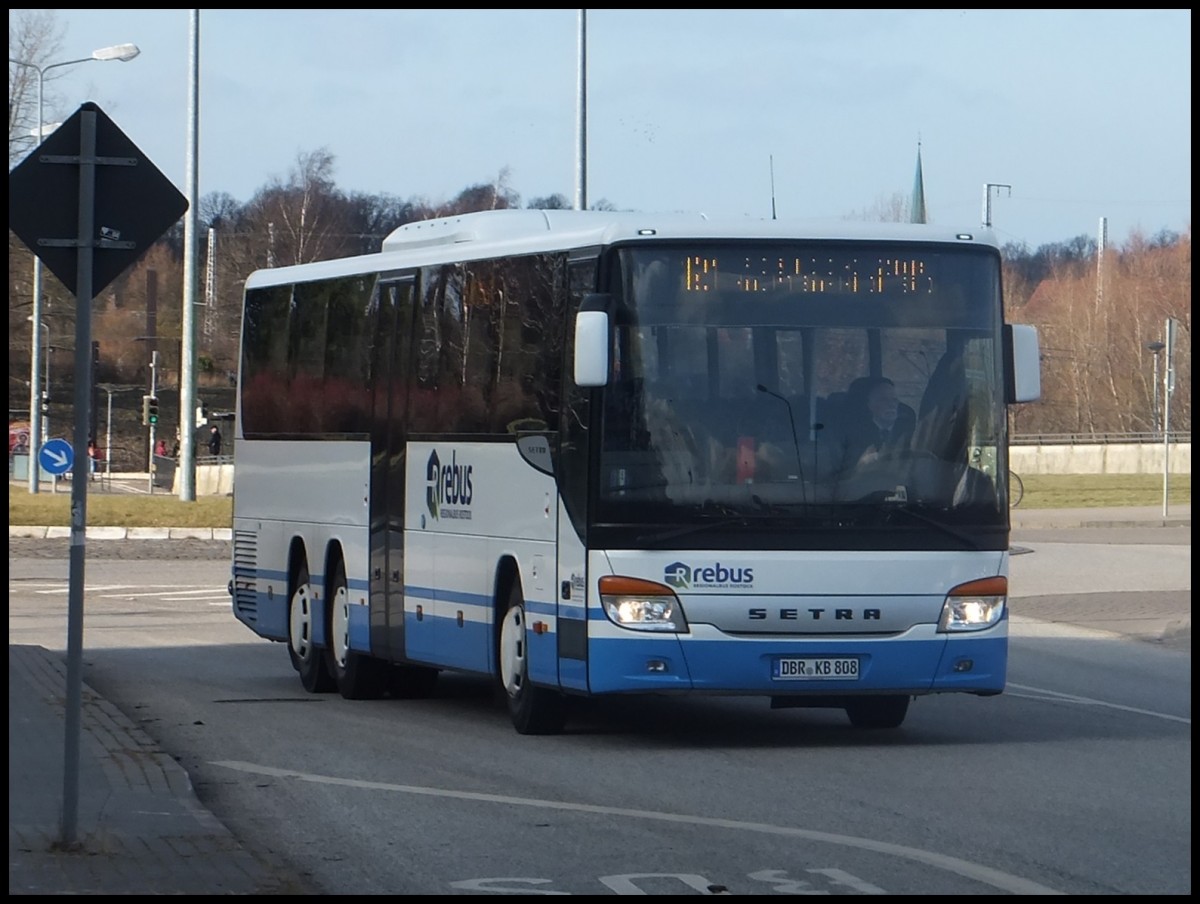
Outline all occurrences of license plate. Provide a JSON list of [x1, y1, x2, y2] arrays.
[[772, 657, 859, 680]]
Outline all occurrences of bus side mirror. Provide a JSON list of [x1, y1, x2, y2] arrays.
[[574, 293, 612, 387], [1004, 323, 1041, 403]]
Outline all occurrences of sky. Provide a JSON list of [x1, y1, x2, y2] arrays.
[[12, 9, 1192, 251]]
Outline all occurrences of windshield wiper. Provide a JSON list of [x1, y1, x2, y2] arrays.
[[880, 504, 980, 550], [635, 516, 750, 546]]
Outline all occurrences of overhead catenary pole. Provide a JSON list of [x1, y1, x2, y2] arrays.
[[769, 155, 777, 220], [180, 9, 201, 500], [574, 9, 587, 211], [982, 182, 1011, 228]]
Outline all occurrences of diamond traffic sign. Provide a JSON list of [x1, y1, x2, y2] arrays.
[[8, 101, 188, 297]]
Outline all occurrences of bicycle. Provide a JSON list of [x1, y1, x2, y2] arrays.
[[1008, 469, 1024, 508]]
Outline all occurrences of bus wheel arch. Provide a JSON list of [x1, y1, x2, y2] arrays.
[[496, 565, 567, 735], [288, 543, 334, 693]]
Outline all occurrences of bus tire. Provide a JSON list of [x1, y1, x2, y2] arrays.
[[289, 562, 334, 693], [845, 695, 910, 729], [499, 583, 566, 735], [326, 557, 388, 700]]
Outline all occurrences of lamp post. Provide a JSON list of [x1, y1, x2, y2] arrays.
[[26, 313, 50, 445], [9, 42, 140, 494], [1146, 340, 1165, 434]]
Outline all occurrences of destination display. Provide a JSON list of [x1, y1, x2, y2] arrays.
[[684, 252, 937, 296]]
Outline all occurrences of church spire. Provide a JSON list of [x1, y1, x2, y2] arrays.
[[910, 140, 927, 224]]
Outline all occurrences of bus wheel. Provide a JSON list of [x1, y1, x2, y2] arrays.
[[327, 558, 387, 700], [845, 696, 910, 729], [289, 563, 334, 693], [498, 583, 566, 735]]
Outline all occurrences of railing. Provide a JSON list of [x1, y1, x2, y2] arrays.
[[1012, 432, 1190, 445]]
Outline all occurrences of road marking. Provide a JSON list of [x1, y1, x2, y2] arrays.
[[1005, 683, 1189, 725], [211, 759, 1063, 895], [95, 588, 225, 599]]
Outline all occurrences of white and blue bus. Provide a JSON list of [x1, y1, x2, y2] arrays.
[[229, 208, 1040, 734]]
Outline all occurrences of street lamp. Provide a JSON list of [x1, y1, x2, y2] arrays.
[[9, 42, 140, 494], [1147, 340, 1166, 434], [26, 315, 50, 440]]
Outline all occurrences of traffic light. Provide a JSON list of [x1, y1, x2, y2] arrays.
[[40, 391, 49, 416], [142, 394, 159, 426]]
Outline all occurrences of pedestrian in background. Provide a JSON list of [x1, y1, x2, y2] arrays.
[[207, 424, 222, 457], [87, 438, 102, 481]]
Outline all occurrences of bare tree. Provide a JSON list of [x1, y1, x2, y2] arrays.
[[1007, 228, 1191, 436], [847, 191, 913, 224], [242, 147, 353, 267], [8, 10, 66, 167]]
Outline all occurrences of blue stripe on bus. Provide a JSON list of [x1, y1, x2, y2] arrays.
[[403, 585, 555, 618], [242, 567, 367, 593]]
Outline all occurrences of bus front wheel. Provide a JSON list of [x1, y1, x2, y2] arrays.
[[498, 583, 566, 735]]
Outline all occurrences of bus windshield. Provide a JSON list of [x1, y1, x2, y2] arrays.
[[596, 242, 1008, 547]]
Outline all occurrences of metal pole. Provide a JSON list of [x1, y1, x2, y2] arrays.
[[28, 70, 46, 492], [105, 389, 113, 485], [982, 182, 1011, 227], [1151, 353, 1160, 433], [148, 352, 158, 495], [179, 9, 201, 500], [62, 105, 100, 850], [44, 323, 57, 495], [1161, 318, 1174, 519], [574, 9, 587, 211]]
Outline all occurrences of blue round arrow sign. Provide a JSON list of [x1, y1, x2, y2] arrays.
[[39, 438, 74, 476]]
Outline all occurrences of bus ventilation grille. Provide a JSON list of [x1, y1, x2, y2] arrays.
[[231, 529, 259, 622]]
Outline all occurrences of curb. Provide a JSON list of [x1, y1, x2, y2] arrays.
[[1012, 519, 1191, 529], [9, 526, 233, 540]]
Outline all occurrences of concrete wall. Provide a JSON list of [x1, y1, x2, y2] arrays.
[[171, 445, 1187, 496], [173, 462, 234, 496], [1011, 442, 1190, 475]]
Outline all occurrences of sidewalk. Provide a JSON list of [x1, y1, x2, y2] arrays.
[[7, 504, 1189, 894], [1010, 503, 1190, 530], [8, 645, 311, 894]]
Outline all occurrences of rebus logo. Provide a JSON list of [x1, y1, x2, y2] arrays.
[[664, 562, 691, 589], [426, 449, 474, 522], [664, 561, 754, 590], [426, 451, 441, 520]]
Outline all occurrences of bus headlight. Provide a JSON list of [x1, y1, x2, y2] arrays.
[[938, 576, 1007, 633], [598, 575, 689, 633]]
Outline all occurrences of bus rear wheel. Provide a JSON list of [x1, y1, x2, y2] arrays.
[[289, 563, 334, 693], [498, 583, 566, 735], [326, 557, 388, 700], [845, 695, 910, 729]]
